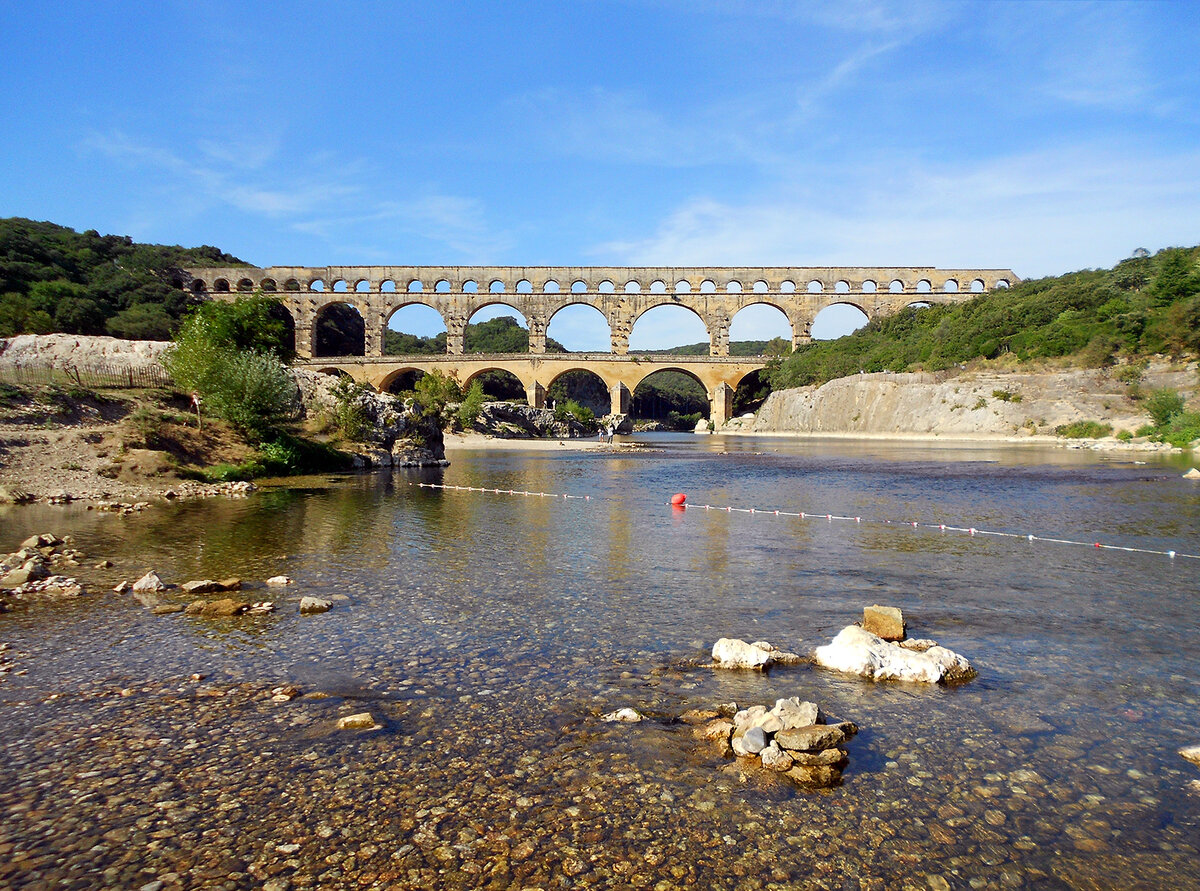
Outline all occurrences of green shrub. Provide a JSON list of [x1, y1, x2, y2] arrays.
[[564, 398, 594, 423], [165, 301, 297, 439], [991, 389, 1022, 403], [1054, 420, 1113, 439], [972, 396, 988, 410], [412, 371, 462, 425], [1116, 429, 1132, 441], [328, 378, 369, 441], [1145, 388, 1185, 427], [457, 380, 486, 428]]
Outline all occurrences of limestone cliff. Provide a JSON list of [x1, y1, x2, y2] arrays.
[[744, 364, 1197, 439]]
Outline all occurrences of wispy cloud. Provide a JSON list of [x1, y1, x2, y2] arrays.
[[593, 144, 1200, 277], [84, 130, 358, 218], [82, 130, 509, 260], [293, 194, 515, 262]]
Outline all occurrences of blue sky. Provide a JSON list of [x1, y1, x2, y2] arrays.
[[3, 1, 1198, 349]]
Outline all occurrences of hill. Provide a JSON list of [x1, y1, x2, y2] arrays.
[[767, 246, 1200, 390], [0, 218, 245, 341]]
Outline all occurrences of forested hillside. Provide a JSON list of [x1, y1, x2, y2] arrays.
[[767, 246, 1200, 389], [0, 218, 245, 340]]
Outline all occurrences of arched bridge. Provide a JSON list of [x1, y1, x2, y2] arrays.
[[304, 352, 767, 426], [181, 264, 1019, 425]]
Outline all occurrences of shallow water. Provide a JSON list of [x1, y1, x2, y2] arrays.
[[1, 434, 1198, 890]]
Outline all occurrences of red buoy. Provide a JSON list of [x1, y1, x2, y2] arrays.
[[670, 493, 687, 506]]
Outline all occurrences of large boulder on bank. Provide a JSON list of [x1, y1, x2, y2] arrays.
[[813, 625, 973, 684]]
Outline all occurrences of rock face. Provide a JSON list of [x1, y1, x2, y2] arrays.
[[748, 363, 1197, 439], [468, 402, 599, 440], [291, 369, 446, 466], [711, 638, 802, 670], [0, 333, 170, 370], [814, 625, 974, 684], [863, 605, 906, 641]]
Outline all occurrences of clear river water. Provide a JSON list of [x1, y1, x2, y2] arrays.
[[1, 433, 1198, 890]]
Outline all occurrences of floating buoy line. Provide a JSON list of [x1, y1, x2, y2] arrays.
[[416, 484, 1198, 562]]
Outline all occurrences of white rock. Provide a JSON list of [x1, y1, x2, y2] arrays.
[[712, 638, 774, 669], [1181, 745, 1200, 766], [770, 697, 822, 730], [299, 597, 332, 614], [813, 625, 973, 684], [131, 571, 165, 592], [1183, 468, 1200, 480], [602, 707, 643, 723], [265, 575, 293, 586], [760, 742, 794, 772]]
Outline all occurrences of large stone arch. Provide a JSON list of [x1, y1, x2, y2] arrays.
[[312, 299, 369, 358], [727, 299, 796, 349], [378, 366, 430, 393], [627, 300, 713, 356], [462, 363, 540, 406], [546, 300, 613, 354]]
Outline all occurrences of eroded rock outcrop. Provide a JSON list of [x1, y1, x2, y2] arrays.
[[292, 370, 447, 467]]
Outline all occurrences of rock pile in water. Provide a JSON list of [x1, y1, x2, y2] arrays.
[[691, 697, 857, 788], [0, 533, 87, 606], [814, 607, 975, 684]]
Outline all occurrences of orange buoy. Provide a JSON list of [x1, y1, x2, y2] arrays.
[[670, 493, 687, 506]]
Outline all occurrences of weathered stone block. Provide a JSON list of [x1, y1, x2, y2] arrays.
[[775, 724, 848, 753], [863, 604, 906, 641]]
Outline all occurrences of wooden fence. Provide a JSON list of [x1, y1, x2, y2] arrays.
[[0, 361, 173, 389]]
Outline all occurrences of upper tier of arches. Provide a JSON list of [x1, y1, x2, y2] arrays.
[[185, 264, 1018, 297]]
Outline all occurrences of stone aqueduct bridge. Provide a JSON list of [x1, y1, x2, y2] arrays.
[[184, 265, 1019, 425]]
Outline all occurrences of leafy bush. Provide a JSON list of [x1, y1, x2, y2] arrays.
[[563, 398, 594, 423], [1145, 388, 1185, 427], [165, 301, 297, 440], [991, 389, 1022, 403], [412, 370, 462, 425], [328, 377, 369, 441], [1054, 420, 1113, 439], [457, 379, 486, 428]]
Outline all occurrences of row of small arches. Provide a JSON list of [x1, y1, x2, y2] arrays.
[[195, 276, 1009, 296]]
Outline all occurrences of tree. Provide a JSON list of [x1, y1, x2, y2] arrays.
[[1151, 248, 1200, 307], [106, 303, 177, 340], [163, 296, 297, 439], [457, 379, 486, 428]]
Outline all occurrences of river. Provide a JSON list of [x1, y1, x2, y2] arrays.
[[1, 434, 1198, 889]]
